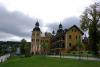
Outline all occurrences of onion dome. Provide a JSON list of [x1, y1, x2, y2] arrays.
[[57, 29, 64, 33], [59, 23, 62, 29], [33, 21, 41, 31], [57, 23, 64, 33], [64, 28, 68, 32], [52, 30, 55, 35], [35, 21, 39, 27], [33, 27, 40, 31]]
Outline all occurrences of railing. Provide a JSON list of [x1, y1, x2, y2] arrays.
[[0, 54, 10, 63]]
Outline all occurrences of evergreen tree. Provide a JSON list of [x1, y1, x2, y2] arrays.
[[20, 39, 26, 55]]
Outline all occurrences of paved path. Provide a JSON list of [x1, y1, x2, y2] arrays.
[[48, 55, 100, 61]]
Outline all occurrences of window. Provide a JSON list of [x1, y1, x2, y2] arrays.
[[32, 39, 33, 41], [69, 35, 71, 39], [74, 29, 76, 32], [32, 33, 35, 36], [41, 40, 42, 42], [72, 29, 73, 32], [32, 39, 35, 42], [36, 39, 39, 42], [37, 33, 39, 36], [76, 35, 77, 40], [79, 35, 80, 39], [46, 40, 48, 42], [69, 43, 71, 47]]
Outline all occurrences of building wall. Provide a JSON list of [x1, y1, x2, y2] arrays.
[[41, 37, 51, 54], [41, 33, 52, 54], [31, 31, 51, 55], [31, 24, 83, 55], [31, 31, 41, 54], [65, 27, 82, 51]]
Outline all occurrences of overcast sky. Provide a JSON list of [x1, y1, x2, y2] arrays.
[[0, 0, 99, 41]]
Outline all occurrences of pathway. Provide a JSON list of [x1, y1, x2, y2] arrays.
[[48, 55, 100, 61]]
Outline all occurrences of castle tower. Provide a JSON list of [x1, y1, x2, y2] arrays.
[[57, 23, 64, 33], [31, 21, 41, 54], [52, 30, 55, 36], [59, 23, 63, 29]]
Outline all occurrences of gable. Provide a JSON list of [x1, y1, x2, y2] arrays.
[[67, 25, 84, 35]]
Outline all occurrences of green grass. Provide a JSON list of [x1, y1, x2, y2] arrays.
[[0, 56, 100, 67]]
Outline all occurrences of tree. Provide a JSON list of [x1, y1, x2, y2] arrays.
[[77, 38, 82, 60], [0, 45, 5, 56], [41, 42, 48, 56], [80, 2, 100, 56], [20, 39, 26, 55], [20, 39, 31, 57], [11, 47, 16, 55], [24, 43, 31, 57], [0, 45, 3, 56]]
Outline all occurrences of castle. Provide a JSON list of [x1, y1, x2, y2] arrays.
[[31, 21, 84, 55]]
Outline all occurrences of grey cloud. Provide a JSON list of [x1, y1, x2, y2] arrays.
[[46, 17, 80, 33], [45, 22, 58, 33], [0, 4, 43, 41], [0, 32, 13, 39], [0, 4, 81, 41], [62, 17, 80, 28]]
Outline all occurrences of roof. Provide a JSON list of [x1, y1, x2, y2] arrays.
[[35, 21, 39, 27], [67, 25, 84, 35], [57, 29, 64, 33], [59, 23, 62, 29], [41, 33, 45, 37], [33, 21, 41, 32], [33, 27, 41, 31]]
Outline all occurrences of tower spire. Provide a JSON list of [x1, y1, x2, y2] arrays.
[[59, 22, 62, 29], [52, 30, 55, 35], [33, 20, 41, 31], [35, 20, 39, 27]]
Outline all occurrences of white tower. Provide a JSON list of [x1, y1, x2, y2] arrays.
[[31, 21, 41, 54]]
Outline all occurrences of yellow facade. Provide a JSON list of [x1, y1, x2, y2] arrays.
[[41, 36, 51, 54], [65, 25, 83, 52], [50, 25, 83, 55]]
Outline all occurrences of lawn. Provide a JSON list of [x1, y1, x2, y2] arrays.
[[0, 56, 100, 67]]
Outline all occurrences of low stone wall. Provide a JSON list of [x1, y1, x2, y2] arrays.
[[0, 54, 10, 63]]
